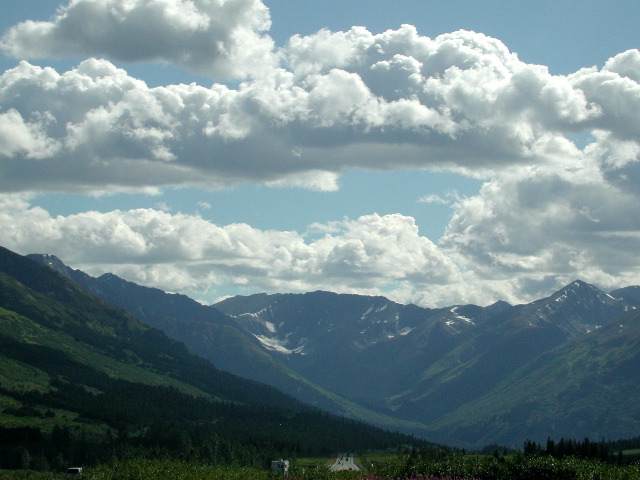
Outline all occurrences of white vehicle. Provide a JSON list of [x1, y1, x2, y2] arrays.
[[271, 460, 289, 475]]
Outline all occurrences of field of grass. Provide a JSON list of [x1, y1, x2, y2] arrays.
[[0, 389, 111, 441], [2, 453, 640, 480], [0, 460, 326, 480], [0, 358, 50, 392]]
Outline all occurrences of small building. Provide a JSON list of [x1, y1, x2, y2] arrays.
[[271, 459, 289, 475]]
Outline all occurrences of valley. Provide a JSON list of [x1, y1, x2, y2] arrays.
[[26, 249, 640, 448], [1, 244, 639, 474]]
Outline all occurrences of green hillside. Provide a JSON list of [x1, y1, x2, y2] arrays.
[[427, 310, 640, 446], [26, 253, 432, 433], [0, 246, 428, 470]]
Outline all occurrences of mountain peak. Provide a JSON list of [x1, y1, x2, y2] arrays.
[[98, 272, 128, 286], [484, 300, 511, 317], [566, 279, 597, 289], [527, 279, 632, 337], [27, 253, 72, 276], [549, 279, 603, 299], [610, 285, 640, 306]]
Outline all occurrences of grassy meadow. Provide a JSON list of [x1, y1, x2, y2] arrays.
[[2, 452, 640, 480]]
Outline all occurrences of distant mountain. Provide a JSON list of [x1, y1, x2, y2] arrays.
[[387, 280, 638, 434], [215, 291, 509, 406], [214, 280, 640, 447], [26, 254, 424, 430], [427, 308, 640, 446], [0, 246, 429, 468], [611, 285, 640, 305], [3, 247, 305, 409], [28, 250, 640, 448]]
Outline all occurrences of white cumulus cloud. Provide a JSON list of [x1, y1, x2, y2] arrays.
[[2, 33, 638, 194], [0, 195, 463, 304], [439, 152, 640, 300], [1, 0, 276, 79]]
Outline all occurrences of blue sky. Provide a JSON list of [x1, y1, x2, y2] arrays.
[[1, 0, 639, 307]]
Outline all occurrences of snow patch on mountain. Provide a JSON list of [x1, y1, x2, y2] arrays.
[[360, 302, 390, 321], [450, 306, 474, 324], [361, 305, 375, 321], [253, 334, 307, 355], [399, 327, 414, 336]]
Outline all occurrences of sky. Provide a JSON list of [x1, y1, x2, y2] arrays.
[[1, 0, 639, 307]]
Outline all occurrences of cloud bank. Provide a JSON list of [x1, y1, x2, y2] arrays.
[[1, 0, 639, 305], [0, 194, 466, 304], [2, 9, 639, 193], [1, 0, 276, 78], [5, 25, 637, 193]]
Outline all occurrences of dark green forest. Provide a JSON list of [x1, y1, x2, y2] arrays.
[[0, 372, 427, 470], [523, 435, 640, 465]]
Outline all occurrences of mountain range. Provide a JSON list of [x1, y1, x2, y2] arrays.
[[26, 250, 640, 449], [0, 245, 426, 469]]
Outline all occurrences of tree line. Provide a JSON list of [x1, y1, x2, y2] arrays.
[[0, 376, 427, 472], [522, 435, 640, 464]]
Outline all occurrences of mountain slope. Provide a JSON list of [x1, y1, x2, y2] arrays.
[[1, 247, 300, 408], [1, 246, 429, 467], [215, 291, 502, 401], [427, 308, 640, 446], [389, 280, 636, 426], [26, 254, 424, 429], [215, 281, 640, 447], [23, 248, 640, 449]]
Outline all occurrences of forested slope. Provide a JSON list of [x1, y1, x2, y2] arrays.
[[0, 246, 428, 470]]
